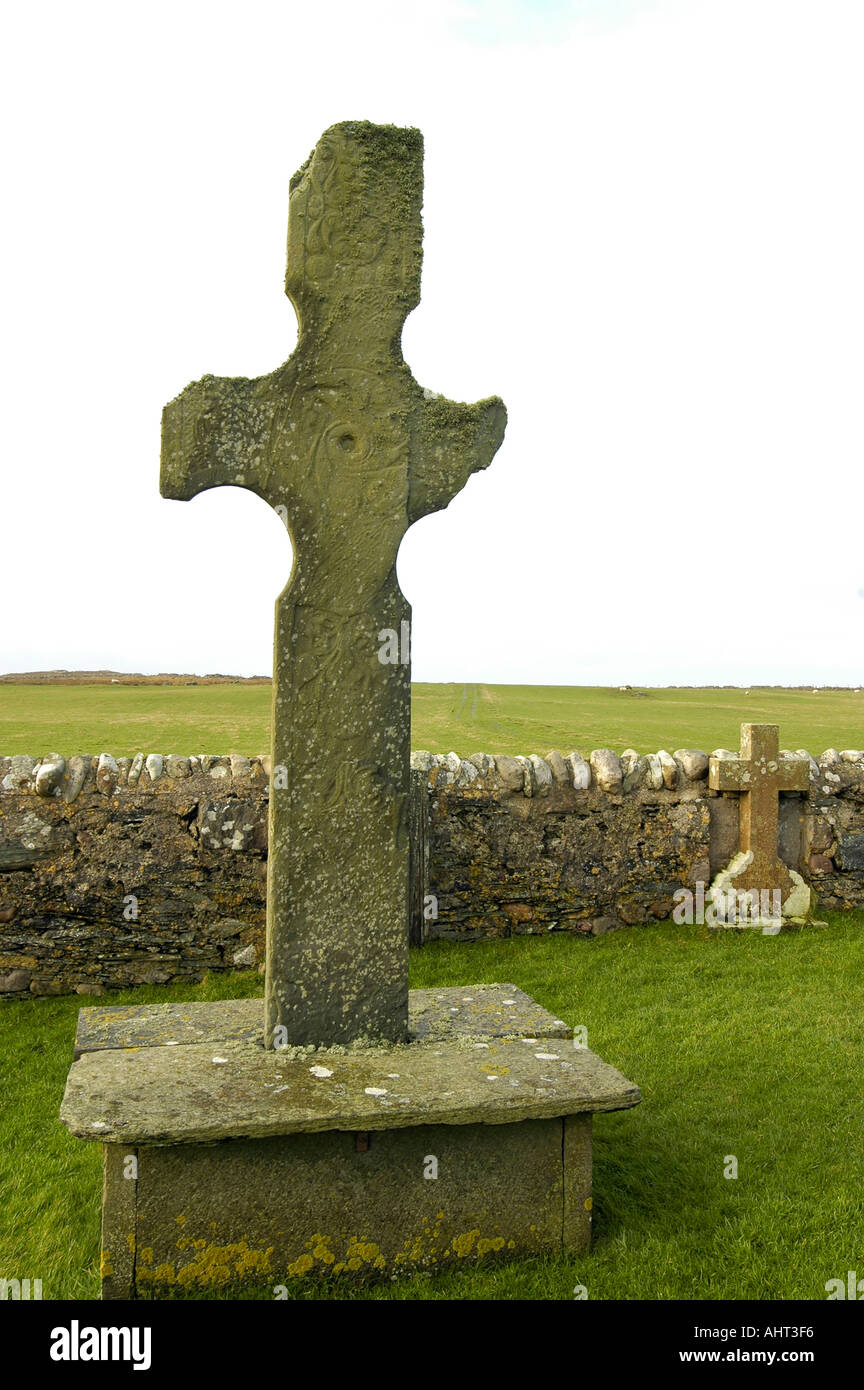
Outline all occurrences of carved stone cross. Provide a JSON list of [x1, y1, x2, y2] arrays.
[[708, 724, 809, 898], [160, 122, 506, 1046]]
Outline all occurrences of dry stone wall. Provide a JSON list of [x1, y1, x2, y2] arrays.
[[2, 745, 864, 997]]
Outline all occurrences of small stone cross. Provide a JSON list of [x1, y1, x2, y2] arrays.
[[709, 724, 809, 898], [160, 123, 506, 1047]]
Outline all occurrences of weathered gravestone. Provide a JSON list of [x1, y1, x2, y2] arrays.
[[60, 123, 640, 1297], [708, 723, 814, 928]]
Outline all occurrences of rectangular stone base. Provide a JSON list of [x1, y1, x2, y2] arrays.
[[102, 1114, 593, 1298], [60, 986, 640, 1299]]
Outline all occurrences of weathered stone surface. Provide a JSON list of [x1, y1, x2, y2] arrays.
[[808, 854, 834, 874], [645, 754, 664, 791], [590, 916, 619, 936], [101, 1145, 138, 1300], [0, 765, 266, 996], [545, 751, 569, 786], [566, 753, 591, 790], [527, 755, 553, 796], [493, 755, 524, 792], [126, 753, 144, 788], [72, 986, 571, 1057], [160, 123, 506, 1049], [674, 749, 709, 781], [456, 759, 479, 787], [105, 1114, 592, 1294], [198, 799, 267, 853], [623, 755, 648, 792], [61, 1034, 639, 1145], [2, 756, 36, 791], [7, 735, 863, 990], [515, 756, 533, 798], [96, 753, 118, 796], [709, 725, 809, 905], [0, 968, 32, 992], [837, 835, 864, 871], [589, 749, 622, 793], [657, 750, 678, 790], [707, 725, 814, 926], [34, 756, 65, 798]]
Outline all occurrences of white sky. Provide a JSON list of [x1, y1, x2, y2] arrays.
[[2, 0, 862, 685]]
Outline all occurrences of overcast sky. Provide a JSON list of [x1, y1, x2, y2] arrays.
[[2, 0, 862, 685]]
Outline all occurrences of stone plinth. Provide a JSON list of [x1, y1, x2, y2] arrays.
[[60, 987, 640, 1298]]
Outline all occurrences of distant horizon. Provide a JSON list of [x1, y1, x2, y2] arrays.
[[2, 669, 862, 692]]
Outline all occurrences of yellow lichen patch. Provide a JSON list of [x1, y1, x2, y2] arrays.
[[138, 1247, 154, 1266], [153, 1238, 277, 1289], [476, 1237, 506, 1257], [584, 1198, 593, 1211], [100, 1251, 114, 1278], [345, 1240, 381, 1264], [450, 1229, 482, 1258], [175, 1214, 187, 1226], [235, 1243, 273, 1276], [126, 1233, 136, 1254], [286, 1253, 315, 1277]]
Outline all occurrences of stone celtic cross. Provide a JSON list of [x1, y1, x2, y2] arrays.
[[708, 724, 809, 898], [160, 123, 506, 1047]]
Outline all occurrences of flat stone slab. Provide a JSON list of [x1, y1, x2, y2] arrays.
[[72, 984, 571, 1058], [61, 1033, 639, 1146]]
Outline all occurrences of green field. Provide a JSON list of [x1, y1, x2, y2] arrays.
[[3, 918, 863, 1300], [1, 682, 863, 757]]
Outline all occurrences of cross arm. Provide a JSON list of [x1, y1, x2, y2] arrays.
[[161, 374, 276, 503], [407, 394, 507, 524], [709, 756, 747, 791], [776, 757, 810, 792]]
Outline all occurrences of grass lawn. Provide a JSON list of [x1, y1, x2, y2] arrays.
[[2, 916, 862, 1301], [1, 682, 864, 758]]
